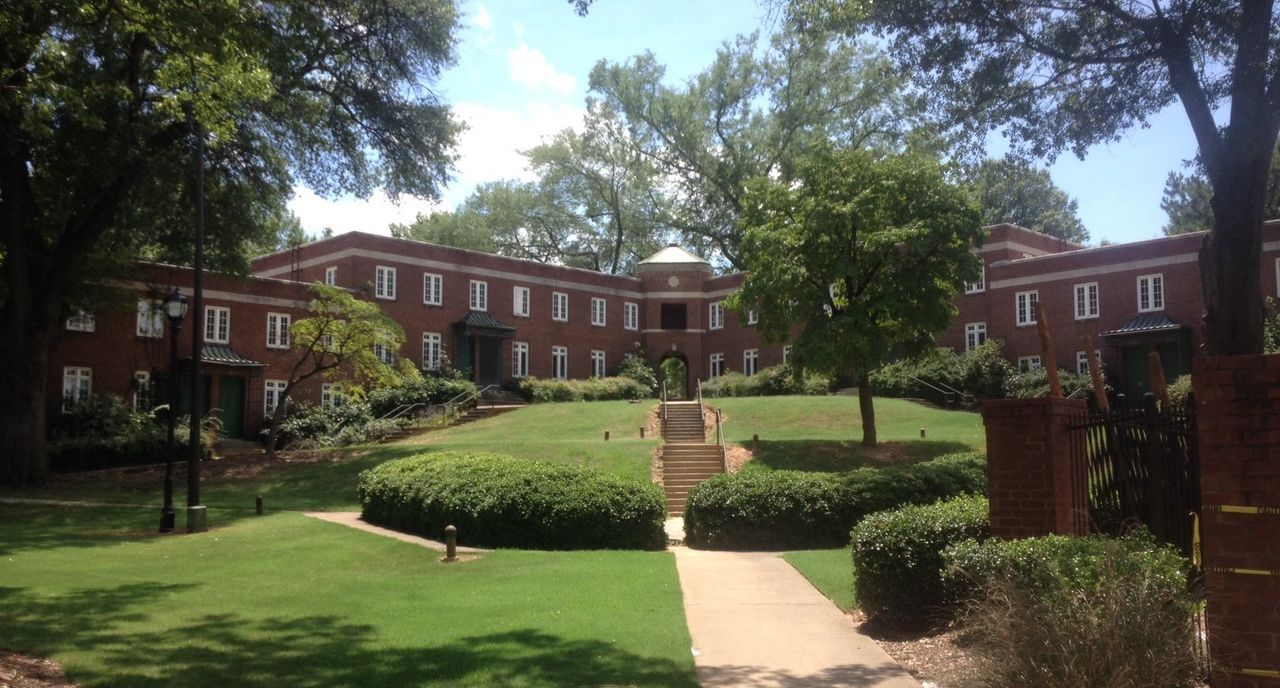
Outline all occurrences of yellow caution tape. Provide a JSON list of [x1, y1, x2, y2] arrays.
[[1232, 667, 1280, 679], [1205, 504, 1280, 515], [1205, 566, 1280, 577], [1192, 512, 1201, 570]]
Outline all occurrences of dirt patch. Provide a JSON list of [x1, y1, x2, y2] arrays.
[[0, 651, 79, 688], [850, 611, 978, 687], [723, 444, 753, 473]]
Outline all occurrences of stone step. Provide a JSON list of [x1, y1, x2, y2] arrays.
[[664, 467, 723, 475], [662, 450, 721, 457]]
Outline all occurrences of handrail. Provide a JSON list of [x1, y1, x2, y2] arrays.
[[907, 375, 975, 407], [696, 380, 704, 431], [661, 381, 667, 422], [716, 408, 727, 472]]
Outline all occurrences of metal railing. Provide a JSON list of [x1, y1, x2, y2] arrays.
[[661, 381, 668, 422], [908, 375, 975, 407], [715, 407, 727, 472]]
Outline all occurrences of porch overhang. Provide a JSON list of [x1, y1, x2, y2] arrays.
[[453, 310, 516, 338], [1099, 313, 1188, 343], [188, 344, 268, 368]]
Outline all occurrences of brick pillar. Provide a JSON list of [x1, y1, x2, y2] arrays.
[[1194, 354, 1280, 687], [981, 397, 1089, 539]]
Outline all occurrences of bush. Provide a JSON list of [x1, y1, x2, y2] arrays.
[[269, 400, 408, 449], [1003, 367, 1110, 407], [1167, 374, 1193, 411], [850, 495, 989, 623], [613, 353, 658, 394], [684, 452, 987, 549], [366, 375, 476, 417], [516, 376, 651, 402], [358, 451, 667, 550], [48, 394, 218, 471], [699, 363, 833, 398], [948, 532, 1202, 688], [870, 341, 1013, 403]]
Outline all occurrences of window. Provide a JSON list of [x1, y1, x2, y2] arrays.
[[743, 349, 759, 376], [709, 353, 725, 378], [1017, 355, 1043, 372], [266, 313, 291, 349], [1076, 350, 1103, 376], [321, 383, 343, 408], [1015, 290, 1039, 326], [591, 350, 606, 378], [513, 286, 530, 317], [136, 299, 164, 338], [469, 280, 488, 311], [660, 303, 686, 330], [552, 346, 568, 380], [552, 292, 568, 321], [512, 341, 529, 378], [324, 266, 337, 286], [375, 266, 396, 300], [62, 366, 91, 413], [709, 301, 725, 330], [423, 273, 442, 306], [66, 310, 95, 332], [591, 297, 607, 327], [747, 309, 758, 326], [422, 333, 442, 370], [1074, 282, 1099, 320], [132, 371, 153, 412], [624, 302, 639, 331], [965, 322, 987, 352], [264, 379, 287, 417], [782, 345, 792, 365], [204, 306, 230, 344], [965, 261, 986, 294], [1137, 274, 1164, 312], [374, 342, 395, 365]]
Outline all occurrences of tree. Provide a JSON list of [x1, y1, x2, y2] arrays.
[[797, 0, 1280, 355], [264, 284, 418, 453], [968, 158, 1089, 244], [1, 0, 460, 485], [1163, 142, 1280, 235], [731, 149, 982, 446]]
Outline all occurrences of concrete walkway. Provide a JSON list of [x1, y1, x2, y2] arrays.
[[673, 547, 920, 688], [302, 511, 486, 553]]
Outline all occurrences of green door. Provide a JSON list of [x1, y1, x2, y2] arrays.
[[218, 376, 245, 439]]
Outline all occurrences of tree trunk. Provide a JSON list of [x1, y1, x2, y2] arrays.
[[1201, 159, 1270, 355], [0, 328, 53, 486], [857, 371, 877, 448]]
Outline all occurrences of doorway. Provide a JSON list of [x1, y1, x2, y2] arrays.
[[660, 355, 690, 399]]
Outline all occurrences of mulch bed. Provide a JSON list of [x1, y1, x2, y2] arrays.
[[0, 651, 78, 688], [849, 611, 979, 688]]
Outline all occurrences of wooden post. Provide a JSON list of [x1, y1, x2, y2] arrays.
[[639, 426, 645, 439], [1148, 349, 1171, 411], [752, 433, 759, 452], [604, 430, 610, 441], [1084, 335, 1109, 413], [444, 525, 457, 562], [1034, 302, 1063, 398], [255, 495, 264, 515]]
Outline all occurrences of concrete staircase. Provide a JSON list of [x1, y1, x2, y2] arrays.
[[660, 401, 723, 516]]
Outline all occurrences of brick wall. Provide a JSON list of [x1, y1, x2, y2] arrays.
[[1193, 354, 1280, 687], [981, 397, 1090, 538]]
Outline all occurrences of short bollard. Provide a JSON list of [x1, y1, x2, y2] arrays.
[[752, 433, 759, 452], [920, 427, 926, 439], [640, 426, 645, 439], [604, 430, 611, 441], [444, 525, 458, 562], [255, 495, 264, 515]]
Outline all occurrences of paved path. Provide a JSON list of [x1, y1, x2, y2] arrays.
[[303, 511, 486, 553], [673, 547, 920, 688]]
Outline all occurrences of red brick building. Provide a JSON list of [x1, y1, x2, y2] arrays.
[[47, 221, 1280, 441]]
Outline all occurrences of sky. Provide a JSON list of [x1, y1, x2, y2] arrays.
[[288, 0, 1205, 247]]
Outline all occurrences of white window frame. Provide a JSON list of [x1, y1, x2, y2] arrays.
[[321, 383, 343, 408], [1018, 355, 1043, 372], [591, 297, 607, 327], [709, 353, 725, 378], [1076, 350, 1103, 376], [1074, 282, 1100, 320], [374, 342, 395, 366], [423, 273, 443, 306], [266, 312, 291, 349], [264, 379, 288, 417], [422, 332, 443, 371], [469, 280, 488, 311], [782, 346, 792, 365], [965, 322, 987, 352], [62, 366, 91, 413], [1137, 273, 1165, 312], [66, 309, 96, 332], [743, 348, 759, 376], [132, 371, 153, 412], [375, 266, 397, 300], [136, 299, 164, 338], [324, 266, 338, 286], [1015, 290, 1039, 327], [624, 302, 639, 331], [591, 350, 606, 378], [552, 345, 568, 380], [204, 306, 230, 344], [709, 301, 725, 330], [513, 286, 531, 317], [747, 309, 758, 326], [552, 292, 568, 322], [512, 341, 529, 378], [965, 261, 986, 294]]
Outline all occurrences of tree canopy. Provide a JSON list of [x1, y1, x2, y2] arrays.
[[1163, 143, 1280, 235], [732, 148, 982, 446], [968, 158, 1089, 244]]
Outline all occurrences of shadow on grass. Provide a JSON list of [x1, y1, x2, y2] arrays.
[[0, 583, 698, 688], [744, 439, 974, 473], [0, 505, 264, 557]]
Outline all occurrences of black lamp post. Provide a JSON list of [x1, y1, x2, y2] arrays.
[[160, 287, 188, 533]]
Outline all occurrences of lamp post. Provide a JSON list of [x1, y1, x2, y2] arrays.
[[160, 287, 188, 533]]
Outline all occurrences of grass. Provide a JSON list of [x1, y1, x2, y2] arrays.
[[0, 503, 698, 688], [708, 396, 984, 473], [782, 547, 857, 612]]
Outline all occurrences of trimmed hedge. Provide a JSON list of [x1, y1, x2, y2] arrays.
[[683, 452, 987, 549], [358, 451, 667, 550], [699, 364, 833, 398], [851, 495, 990, 623], [516, 376, 652, 402]]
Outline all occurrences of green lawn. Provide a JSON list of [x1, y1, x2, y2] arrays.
[[708, 395, 984, 472], [0, 504, 698, 688], [783, 547, 856, 612]]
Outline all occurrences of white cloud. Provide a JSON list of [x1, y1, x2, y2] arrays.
[[507, 42, 576, 94], [470, 2, 494, 47], [288, 188, 444, 237]]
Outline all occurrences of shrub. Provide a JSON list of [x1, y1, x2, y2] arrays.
[[850, 495, 989, 623], [1167, 374, 1193, 411], [48, 394, 220, 471], [613, 353, 658, 394], [516, 376, 651, 402], [358, 451, 667, 550], [366, 375, 476, 417], [948, 532, 1202, 688], [699, 363, 833, 398], [870, 341, 1013, 403], [1003, 367, 1109, 407], [683, 452, 987, 549]]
